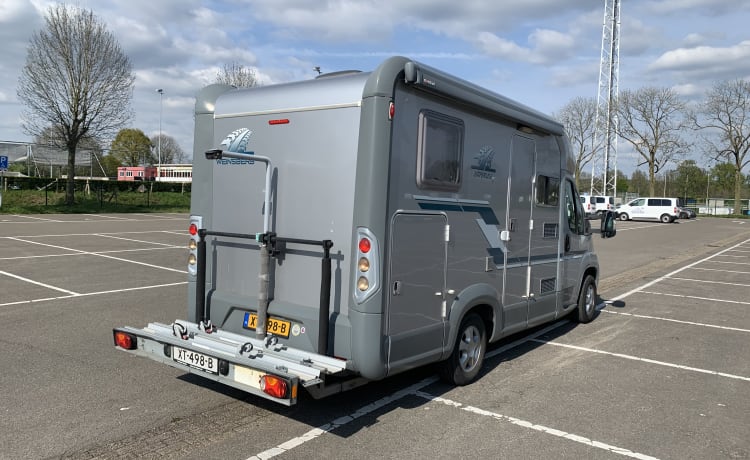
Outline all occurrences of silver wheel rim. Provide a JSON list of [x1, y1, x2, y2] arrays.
[[458, 325, 482, 372], [585, 284, 595, 315]]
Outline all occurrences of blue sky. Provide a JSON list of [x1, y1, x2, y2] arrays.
[[1, 0, 749, 174]]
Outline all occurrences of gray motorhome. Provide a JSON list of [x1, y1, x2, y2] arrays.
[[114, 56, 616, 405]]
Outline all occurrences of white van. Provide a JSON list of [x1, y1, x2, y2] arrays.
[[580, 195, 615, 216], [616, 197, 680, 223]]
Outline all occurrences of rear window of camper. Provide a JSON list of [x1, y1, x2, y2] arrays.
[[417, 110, 464, 191]]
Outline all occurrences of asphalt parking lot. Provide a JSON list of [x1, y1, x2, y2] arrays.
[[0, 213, 748, 459]]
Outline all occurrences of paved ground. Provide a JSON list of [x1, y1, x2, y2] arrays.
[[0, 213, 748, 460]]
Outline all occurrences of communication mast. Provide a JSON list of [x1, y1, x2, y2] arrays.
[[590, 0, 621, 196]]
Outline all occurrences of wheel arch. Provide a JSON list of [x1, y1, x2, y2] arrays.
[[443, 284, 499, 358]]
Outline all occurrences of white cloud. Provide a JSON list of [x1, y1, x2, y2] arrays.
[[649, 40, 750, 78]]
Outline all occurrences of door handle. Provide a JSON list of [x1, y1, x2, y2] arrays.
[[393, 281, 402, 295]]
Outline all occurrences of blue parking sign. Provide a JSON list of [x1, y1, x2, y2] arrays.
[[0, 155, 7, 169]]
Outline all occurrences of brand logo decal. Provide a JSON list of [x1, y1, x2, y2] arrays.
[[218, 128, 254, 164], [471, 146, 496, 180]]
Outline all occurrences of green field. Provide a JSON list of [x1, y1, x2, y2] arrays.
[[0, 181, 190, 214]]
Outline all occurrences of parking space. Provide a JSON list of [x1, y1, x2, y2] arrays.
[[2, 214, 749, 460]]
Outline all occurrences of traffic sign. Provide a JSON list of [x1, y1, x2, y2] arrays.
[[0, 155, 7, 170]]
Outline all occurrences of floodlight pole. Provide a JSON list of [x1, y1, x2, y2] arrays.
[[157, 88, 163, 181]]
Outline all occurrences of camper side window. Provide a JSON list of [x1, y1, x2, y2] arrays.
[[536, 175, 560, 206], [417, 110, 464, 191]]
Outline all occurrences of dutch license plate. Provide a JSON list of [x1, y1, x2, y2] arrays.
[[172, 346, 219, 374], [243, 312, 291, 338]]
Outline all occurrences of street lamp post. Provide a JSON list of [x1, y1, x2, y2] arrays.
[[156, 88, 163, 181]]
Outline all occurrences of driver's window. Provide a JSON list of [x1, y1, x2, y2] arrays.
[[564, 180, 584, 234]]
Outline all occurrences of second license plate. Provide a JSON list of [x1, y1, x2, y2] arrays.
[[172, 346, 218, 374]]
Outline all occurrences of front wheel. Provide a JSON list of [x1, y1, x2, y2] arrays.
[[576, 275, 597, 323], [618, 212, 629, 221], [439, 313, 486, 386]]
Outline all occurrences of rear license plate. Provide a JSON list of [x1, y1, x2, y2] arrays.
[[172, 346, 218, 374], [243, 313, 291, 338]]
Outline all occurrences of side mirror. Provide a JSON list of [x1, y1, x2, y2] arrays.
[[600, 211, 617, 238]]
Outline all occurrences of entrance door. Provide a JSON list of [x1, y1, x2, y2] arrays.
[[386, 212, 447, 371], [503, 135, 535, 330]]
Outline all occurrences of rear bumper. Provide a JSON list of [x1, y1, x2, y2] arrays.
[[113, 320, 349, 405]]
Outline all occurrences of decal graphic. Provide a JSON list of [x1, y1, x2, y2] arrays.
[[217, 128, 254, 164], [414, 196, 506, 265], [471, 146, 496, 180]]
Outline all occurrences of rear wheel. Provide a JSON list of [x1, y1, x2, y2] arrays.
[[618, 212, 629, 221], [660, 213, 673, 223], [439, 313, 486, 385], [576, 275, 597, 323]]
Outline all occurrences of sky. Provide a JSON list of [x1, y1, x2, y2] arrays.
[[1, 0, 749, 174]]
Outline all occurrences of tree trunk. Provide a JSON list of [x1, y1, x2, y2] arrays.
[[734, 167, 743, 216], [66, 146, 76, 206]]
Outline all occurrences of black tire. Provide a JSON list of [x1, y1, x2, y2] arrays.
[[439, 313, 486, 385], [575, 275, 597, 323], [618, 212, 629, 221], [660, 214, 672, 223]]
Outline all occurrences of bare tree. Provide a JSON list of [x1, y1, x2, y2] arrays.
[[17, 4, 134, 205], [216, 62, 259, 88], [555, 96, 599, 191], [692, 79, 750, 215], [150, 134, 188, 164], [617, 87, 689, 196]]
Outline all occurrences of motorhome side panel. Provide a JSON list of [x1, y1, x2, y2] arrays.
[[385, 82, 523, 374]]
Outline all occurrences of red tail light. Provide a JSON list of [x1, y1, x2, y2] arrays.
[[189, 223, 198, 236], [358, 237, 371, 254], [260, 375, 289, 399], [114, 331, 137, 350]]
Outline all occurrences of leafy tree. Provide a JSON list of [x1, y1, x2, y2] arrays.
[[692, 79, 750, 215], [17, 4, 134, 205], [100, 154, 122, 178], [629, 169, 649, 196], [673, 160, 706, 201], [711, 162, 740, 198], [216, 62, 258, 88], [617, 87, 689, 196], [110, 129, 153, 166], [556, 96, 599, 191], [150, 134, 187, 164]]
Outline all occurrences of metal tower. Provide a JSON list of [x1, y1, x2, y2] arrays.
[[590, 0, 621, 196]]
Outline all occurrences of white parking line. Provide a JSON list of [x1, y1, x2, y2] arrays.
[[0, 270, 79, 295], [600, 309, 750, 333], [415, 392, 659, 460], [9, 237, 186, 274], [639, 290, 750, 305], [246, 320, 659, 460], [669, 276, 750, 288], [94, 233, 183, 247], [612, 238, 750, 301], [0, 281, 187, 307], [531, 339, 750, 382]]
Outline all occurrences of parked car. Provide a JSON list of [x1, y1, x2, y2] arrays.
[[580, 194, 615, 216], [616, 197, 680, 223], [678, 207, 696, 219]]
